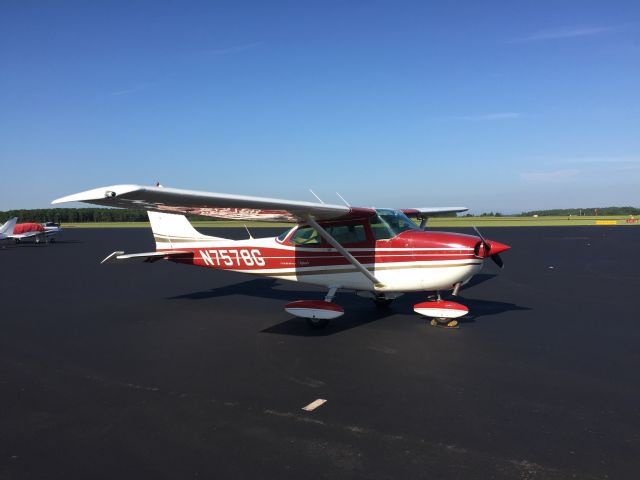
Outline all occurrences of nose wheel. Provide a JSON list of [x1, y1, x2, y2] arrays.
[[429, 318, 460, 329], [414, 292, 468, 328], [306, 317, 330, 329]]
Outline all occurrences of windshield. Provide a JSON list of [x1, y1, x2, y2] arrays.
[[370, 209, 419, 240], [277, 228, 294, 242]]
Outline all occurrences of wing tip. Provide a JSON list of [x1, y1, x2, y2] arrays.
[[51, 184, 142, 205]]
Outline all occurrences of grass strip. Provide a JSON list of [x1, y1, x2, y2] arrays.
[[61, 216, 639, 229]]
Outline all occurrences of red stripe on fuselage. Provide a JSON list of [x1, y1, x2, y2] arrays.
[[158, 246, 477, 271]]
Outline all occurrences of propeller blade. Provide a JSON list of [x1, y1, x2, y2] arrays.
[[475, 226, 506, 268], [472, 225, 486, 244], [473, 225, 491, 256]]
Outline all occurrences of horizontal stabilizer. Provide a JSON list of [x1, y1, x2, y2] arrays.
[[101, 250, 191, 264]]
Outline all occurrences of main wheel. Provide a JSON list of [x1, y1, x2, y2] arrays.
[[306, 317, 329, 328]]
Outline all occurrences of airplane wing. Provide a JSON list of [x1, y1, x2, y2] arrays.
[[401, 207, 468, 218], [52, 184, 374, 223], [11, 231, 42, 239]]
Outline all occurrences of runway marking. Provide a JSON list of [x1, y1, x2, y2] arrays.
[[302, 398, 327, 412]]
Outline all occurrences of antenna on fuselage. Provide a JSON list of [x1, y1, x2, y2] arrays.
[[243, 224, 254, 240], [309, 189, 324, 204], [335, 192, 350, 207]]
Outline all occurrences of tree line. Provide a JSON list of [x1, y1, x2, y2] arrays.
[[2, 208, 157, 223], [1, 206, 638, 224], [519, 206, 640, 216]]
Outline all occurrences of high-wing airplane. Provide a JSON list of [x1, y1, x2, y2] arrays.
[[0, 218, 63, 243], [53, 184, 510, 328]]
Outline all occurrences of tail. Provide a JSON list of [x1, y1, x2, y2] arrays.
[[0, 217, 17, 236], [148, 211, 228, 250]]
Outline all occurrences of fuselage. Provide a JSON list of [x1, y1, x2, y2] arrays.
[[159, 228, 488, 293], [8, 222, 62, 242]]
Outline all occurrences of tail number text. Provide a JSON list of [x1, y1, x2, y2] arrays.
[[200, 249, 265, 267]]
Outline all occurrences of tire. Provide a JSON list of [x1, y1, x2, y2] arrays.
[[306, 317, 329, 328]]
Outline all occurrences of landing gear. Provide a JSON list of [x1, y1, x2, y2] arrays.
[[414, 291, 468, 329], [373, 295, 394, 308], [430, 318, 460, 329], [284, 286, 344, 328], [306, 317, 330, 329], [356, 291, 402, 308]]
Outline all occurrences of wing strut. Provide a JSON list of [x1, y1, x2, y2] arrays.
[[306, 217, 384, 289]]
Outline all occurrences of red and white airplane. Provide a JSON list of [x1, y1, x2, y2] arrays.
[[52, 184, 510, 328], [0, 218, 62, 244]]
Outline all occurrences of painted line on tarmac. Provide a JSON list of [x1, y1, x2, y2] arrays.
[[302, 399, 327, 412]]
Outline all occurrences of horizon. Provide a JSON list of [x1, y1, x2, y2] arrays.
[[2, 205, 639, 219], [1, 1, 639, 212]]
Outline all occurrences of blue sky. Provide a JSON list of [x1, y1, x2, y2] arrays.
[[1, 1, 639, 213]]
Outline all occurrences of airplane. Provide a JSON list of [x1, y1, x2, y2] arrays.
[[0, 217, 63, 243], [52, 184, 510, 328]]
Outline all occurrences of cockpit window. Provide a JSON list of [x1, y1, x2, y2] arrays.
[[370, 209, 419, 240], [325, 224, 367, 245], [289, 226, 321, 245], [277, 229, 291, 242]]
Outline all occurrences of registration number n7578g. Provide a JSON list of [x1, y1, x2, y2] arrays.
[[199, 249, 265, 267]]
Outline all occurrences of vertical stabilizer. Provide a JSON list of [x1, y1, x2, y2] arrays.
[[0, 217, 17, 236], [147, 211, 227, 250]]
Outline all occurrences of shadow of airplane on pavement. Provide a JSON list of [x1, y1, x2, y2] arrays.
[[169, 277, 530, 336]]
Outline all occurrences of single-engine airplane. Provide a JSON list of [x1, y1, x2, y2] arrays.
[[0, 218, 63, 244], [52, 184, 510, 328]]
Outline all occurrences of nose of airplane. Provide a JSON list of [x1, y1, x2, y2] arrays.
[[486, 240, 510, 255], [473, 237, 510, 269], [474, 238, 510, 257]]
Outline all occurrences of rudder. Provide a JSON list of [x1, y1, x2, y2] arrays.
[[0, 217, 17, 236]]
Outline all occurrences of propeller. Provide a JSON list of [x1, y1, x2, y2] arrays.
[[473, 226, 504, 268]]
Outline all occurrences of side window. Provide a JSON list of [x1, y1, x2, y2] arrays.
[[325, 224, 367, 245], [370, 215, 395, 240], [289, 226, 321, 245]]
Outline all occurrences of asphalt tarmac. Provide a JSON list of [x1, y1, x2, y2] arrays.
[[1, 226, 639, 479]]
